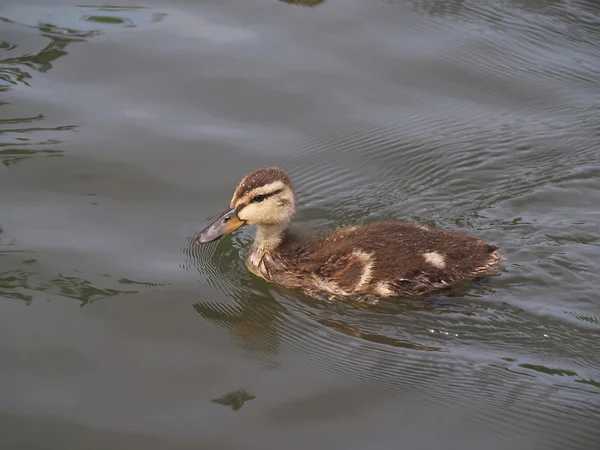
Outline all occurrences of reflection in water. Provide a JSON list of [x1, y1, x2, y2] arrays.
[[318, 317, 441, 352], [1, 25, 75, 90], [0, 0, 598, 442], [490, 359, 600, 395], [211, 389, 256, 411], [81, 15, 135, 28], [279, 0, 326, 7], [576, 379, 600, 390], [184, 233, 600, 398], [2, 4, 167, 41], [76, 5, 167, 30], [1, 5, 168, 165], [36, 22, 101, 40], [1, 3, 144, 82], [184, 232, 461, 359], [0, 254, 159, 305], [0, 41, 17, 51], [44, 274, 138, 305], [1, 18, 79, 166], [0, 62, 31, 89], [193, 298, 283, 366], [519, 363, 577, 376], [1, 31, 75, 167], [0, 147, 65, 168], [184, 234, 286, 366], [0, 110, 69, 167]]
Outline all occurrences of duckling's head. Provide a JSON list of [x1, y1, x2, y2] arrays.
[[195, 166, 296, 244]]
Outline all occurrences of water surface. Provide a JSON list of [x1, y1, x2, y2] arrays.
[[1, 0, 600, 449]]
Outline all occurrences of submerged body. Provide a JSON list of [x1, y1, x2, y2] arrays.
[[196, 167, 500, 299]]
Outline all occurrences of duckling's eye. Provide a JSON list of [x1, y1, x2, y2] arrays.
[[250, 189, 282, 204], [251, 194, 267, 203]]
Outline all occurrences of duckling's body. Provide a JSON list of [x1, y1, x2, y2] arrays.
[[196, 167, 500, 299], [246, 222, 500, 299]]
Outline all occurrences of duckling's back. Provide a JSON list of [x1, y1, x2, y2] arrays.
[[277, 221, 500, 298]]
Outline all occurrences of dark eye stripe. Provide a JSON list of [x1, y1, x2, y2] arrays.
[[251, 188, 283, 203]]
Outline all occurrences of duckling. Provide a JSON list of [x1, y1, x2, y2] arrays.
[[195, 167, 501, 300]]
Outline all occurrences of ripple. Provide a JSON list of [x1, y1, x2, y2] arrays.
[[182, 230, 288, 366], [0, 110, 74, 167], [184, 138, 599, 394], [182, 230, 251, 302], [185, 222, 600, 400], [187, 229, 600, 398], [182, 197, 600, 442], [1, 0, 599, 443], [259, 294, 599, 428]]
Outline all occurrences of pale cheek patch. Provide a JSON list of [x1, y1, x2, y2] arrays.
[[237, 203, 258, 222], [237, 197, 292, 225], [423, 251, 446, 269]]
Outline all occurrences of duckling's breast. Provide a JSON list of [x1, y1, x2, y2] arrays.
[[246, 249, 269, 280]]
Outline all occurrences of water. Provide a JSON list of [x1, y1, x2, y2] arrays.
[[1, 0, 599, 448]]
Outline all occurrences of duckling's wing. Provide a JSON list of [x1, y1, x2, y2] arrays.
[[312, 250, 375, 296], [320, 221, 500, 297]]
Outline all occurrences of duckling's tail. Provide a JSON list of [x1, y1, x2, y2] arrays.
[[472, 244, 501, 275]]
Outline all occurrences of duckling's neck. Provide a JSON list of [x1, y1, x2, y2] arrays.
[[247, 224, 288, 280], [254, 223, 288, 253]]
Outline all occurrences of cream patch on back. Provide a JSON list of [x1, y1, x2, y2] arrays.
[[423, 251, 446, 269], [375, 282, 394, 297]]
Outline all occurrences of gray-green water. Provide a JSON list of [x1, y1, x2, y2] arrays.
[[1, 0, 599, 449]]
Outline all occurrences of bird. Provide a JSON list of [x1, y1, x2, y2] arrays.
[[195, 166, 501, 301]]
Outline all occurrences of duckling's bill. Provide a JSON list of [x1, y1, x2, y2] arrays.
[[195, 207, 245, 244]]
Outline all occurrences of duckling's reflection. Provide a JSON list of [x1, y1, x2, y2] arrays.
[[319, 318, 441, 351], [279, 289, 474, 353], [192, 295, 284, 366], [185, 233, 287, 366]]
